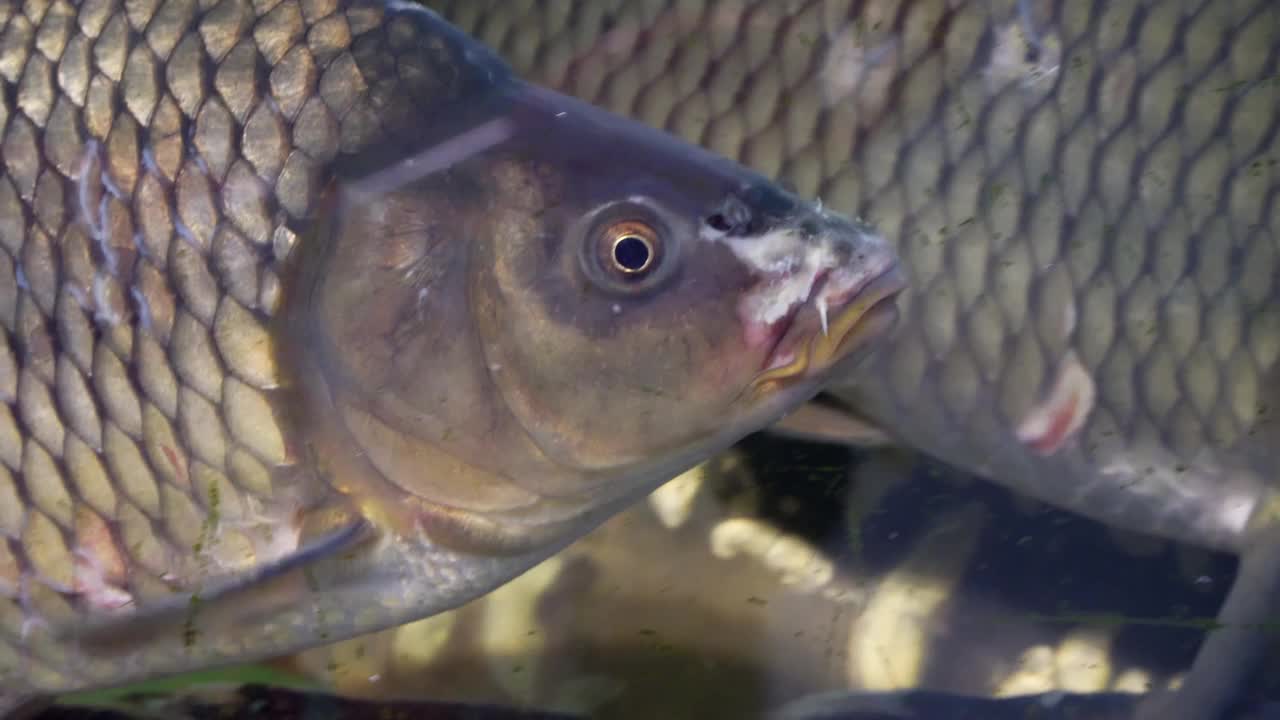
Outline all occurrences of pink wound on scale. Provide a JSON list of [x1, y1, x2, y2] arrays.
[[1016, 350, 1096, 456]]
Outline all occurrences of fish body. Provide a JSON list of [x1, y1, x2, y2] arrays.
[[432, 0, 1280, 554], [0, 0, 902, 709], [424, 0, 1280, 716]]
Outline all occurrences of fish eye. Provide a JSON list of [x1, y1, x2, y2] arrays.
[[600, 220, 661, 281], [577, 200, 677, 295]]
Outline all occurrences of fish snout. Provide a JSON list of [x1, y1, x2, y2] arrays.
[[713, 204, 906, 389]]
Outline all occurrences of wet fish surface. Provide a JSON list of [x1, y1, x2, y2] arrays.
[[0, 0, 905, 712], [423, 0, 1280, 717]]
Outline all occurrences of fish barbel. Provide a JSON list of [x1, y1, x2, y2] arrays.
[[0, 0, 905, 711], [425, 0, 1280, 717]]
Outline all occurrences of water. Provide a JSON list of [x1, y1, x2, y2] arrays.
[[48, 1, 1278, 718]]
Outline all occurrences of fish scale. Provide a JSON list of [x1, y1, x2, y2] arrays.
[[425, 0, 1280, 717], [0, 0, 331, 687]]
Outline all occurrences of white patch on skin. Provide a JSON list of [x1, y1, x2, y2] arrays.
[[234, 496, 306, 568], [1015, 350, 1095, 455], [986, 17, 1062, 92], [703, 226, 821, 327], [702, 222, 892, 344], [73, 552, 133, 612], [820, 28, 899, 106]]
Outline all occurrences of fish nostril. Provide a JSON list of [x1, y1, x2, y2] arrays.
[[706, 213, 734, 233], [708, 195, 755, 235]]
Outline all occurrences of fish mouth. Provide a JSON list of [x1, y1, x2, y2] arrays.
[[751, 263, 906, 389]]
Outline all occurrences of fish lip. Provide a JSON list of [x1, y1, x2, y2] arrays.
[[754, 261, 906, 385], [819, 264, 906, 357]]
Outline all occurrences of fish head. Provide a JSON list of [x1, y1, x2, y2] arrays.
[[283, 82, 904, 550], [465, 86, 908, 471]]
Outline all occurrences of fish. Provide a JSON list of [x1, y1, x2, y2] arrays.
[[423, 0, 1280, 717], [0, 0, 906, 713]]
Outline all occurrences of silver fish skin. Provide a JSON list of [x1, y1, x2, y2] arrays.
[[426, 1, 1280, 717], [0, 0, 904, 712]]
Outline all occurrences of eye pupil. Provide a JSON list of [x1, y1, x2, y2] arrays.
[[594, 218, 662, 287], [612, 235, 652, 274]]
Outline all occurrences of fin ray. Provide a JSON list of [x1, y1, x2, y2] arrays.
[[769, 398, 896, 447], [61, 512, 375, 654]]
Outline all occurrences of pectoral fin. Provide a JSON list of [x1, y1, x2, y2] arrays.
[[62, 507, 376, 655], [769, 399, 895, 447]]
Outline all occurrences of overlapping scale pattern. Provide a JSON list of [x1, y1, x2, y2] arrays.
[[0, 0, 480, 694]]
